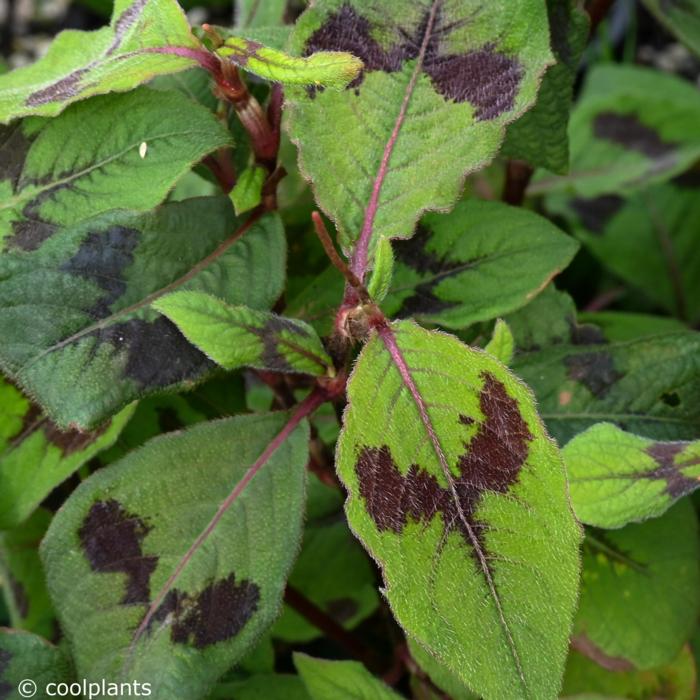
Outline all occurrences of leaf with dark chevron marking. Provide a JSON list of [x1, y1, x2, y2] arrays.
[[565, 422, 700, 528], [512, 330, 700, 446], [382, 200, 578, 329], [285, 0, 553, 271], [41, 412, 309, 698], [337, 320, 581, 699], [154, 291, 333, 377], [531, 65, 700, 197], [0, 195, 285, 429], [0, 0, 208, 122], [548, 179, 700, 324]]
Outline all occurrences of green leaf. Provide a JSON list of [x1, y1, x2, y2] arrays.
[[211, 674, 311, 700], [231, 166, 266, 215], [409, 640, 479, 700], [40, 412, 309, 699], [0, 629, 72, 698], [575, 501, 700, 670], [547, 178, 700, 323], [0, 87, 230, 251], [530, 65, 700, 197], [294, 654, 402, 700], [576, 311, 687, 343], [217, 39, 363, 89], [0, 0, 206, 123], [503, 0, 590, 173], [382, 200, 578, 328], [367, 237, 394, 304], [0, 198, 285, 429], [0, 510, 55, 638], [565, 423, 700, 529], [512, 331, 700, 445], [0, 377, 134, 529], [485, 319, 515, 366], [642, 0, 700, 57], [236, 0, 288, 29], [154, 291, 333, 377], [562, 646, 697, 700], [337, 320, 581, 699], [286, 1, 554, 275], [505, 284, 578, 352]]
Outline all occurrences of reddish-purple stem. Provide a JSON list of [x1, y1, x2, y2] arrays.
[[349, 0, 440, 282], [129, 389, 328, 653], [143, 46, 220, 73]]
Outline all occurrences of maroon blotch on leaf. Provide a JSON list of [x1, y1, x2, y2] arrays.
[[642, 443, 700, 498], [149, 573, 260, 649], [593, 113, 677, 159], [565, 351, 624, 398], [78, 499, 158, 605], [355, 371, 532, 553], [304, 3, 523, 120]]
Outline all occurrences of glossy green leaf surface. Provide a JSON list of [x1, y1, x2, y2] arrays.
[[286, 0, 554, 271], [531, 65, 700, 197], [154, 292, 333, 377], [380, 200, 578, 329], [503, 0, 589, 173], [576, 501, 700, 670], [294, 654, 402, 700], [566, 423, 700, 528], [41, 412, 309, 700], [338, 321, 581, 699], [0, 377, 134, 529], [0, 0, 204, 123], [0, 195, 285, 428]]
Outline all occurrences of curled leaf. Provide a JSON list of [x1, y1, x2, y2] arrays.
[[217, 38, 363, 89]]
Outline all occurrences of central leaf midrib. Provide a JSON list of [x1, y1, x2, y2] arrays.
[[349, 0, 441, 279], [377, 323, 530, 695]]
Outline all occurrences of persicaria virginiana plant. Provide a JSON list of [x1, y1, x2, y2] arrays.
[[1, 0, 700, 698]]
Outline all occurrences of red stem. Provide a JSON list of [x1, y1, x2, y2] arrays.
[[349, 0, 441, 283], [503, 160, 535, 207], [284, 586, 380, 670]]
